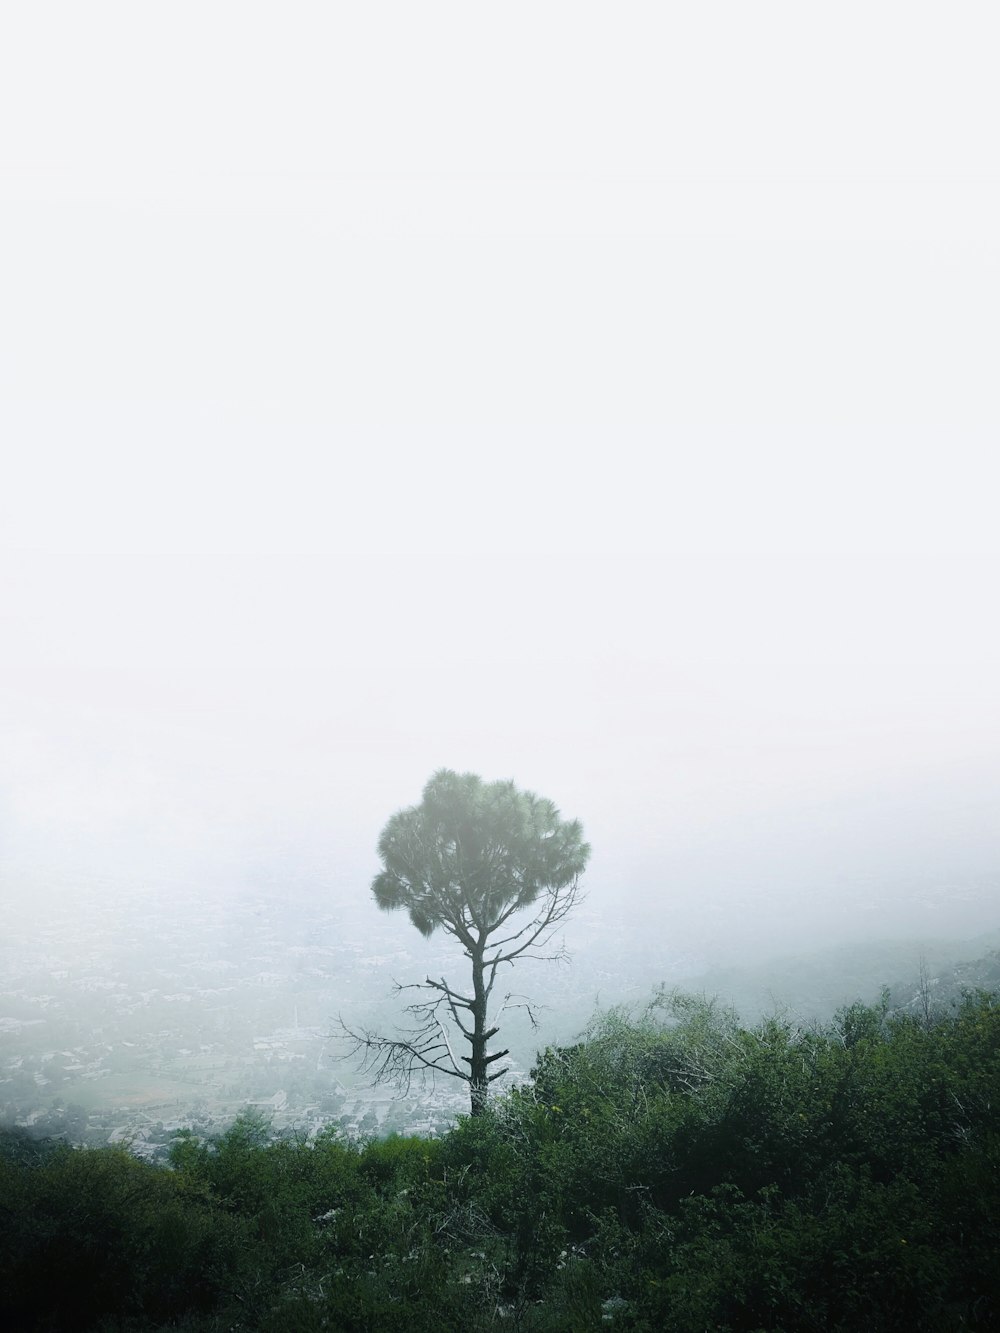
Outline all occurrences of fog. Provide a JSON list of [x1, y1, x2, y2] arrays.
[[4, 550, 998, 960], [2, 7, 999, 1135]]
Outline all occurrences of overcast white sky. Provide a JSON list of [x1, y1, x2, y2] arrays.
[[2, 4, 999, 954]]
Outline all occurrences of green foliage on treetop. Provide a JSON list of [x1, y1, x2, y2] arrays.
[[372, 769, 590, 937]]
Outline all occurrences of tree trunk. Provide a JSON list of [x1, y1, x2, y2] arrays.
[[468, 941, 488, 1115]]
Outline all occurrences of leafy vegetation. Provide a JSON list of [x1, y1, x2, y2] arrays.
[[3, 985, 999, 1330]]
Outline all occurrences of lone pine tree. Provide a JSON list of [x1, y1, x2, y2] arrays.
[[346, 770, 589, 1115]]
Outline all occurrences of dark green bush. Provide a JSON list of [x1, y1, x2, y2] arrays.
[[4, 988, 999, 1330]]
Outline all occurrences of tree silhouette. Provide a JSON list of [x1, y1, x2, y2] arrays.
[[341, 770, 589, 1115]]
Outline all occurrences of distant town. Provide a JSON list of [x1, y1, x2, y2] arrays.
[[2, 880, 701, 1158]]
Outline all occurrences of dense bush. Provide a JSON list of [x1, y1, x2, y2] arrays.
[[3, 987, 999, 1330]]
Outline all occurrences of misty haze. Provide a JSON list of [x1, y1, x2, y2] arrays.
[[2, 4, 999, 1328], [4, 552, 998, 1143]]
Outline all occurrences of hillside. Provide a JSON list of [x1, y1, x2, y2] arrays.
[[3, 974, 999, 1331]]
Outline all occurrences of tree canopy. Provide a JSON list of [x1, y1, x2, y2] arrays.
[[372, 769, 590, 940]]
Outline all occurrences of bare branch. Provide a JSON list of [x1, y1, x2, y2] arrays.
[[494, 991, 545, 1031], [333, 1002, 467, 1100], [486, 882, 582, 954], [423, 975, 474, 1008], [486, 879, 583, 966]]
